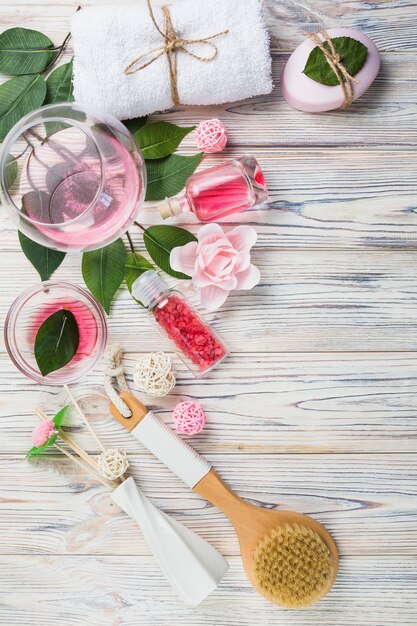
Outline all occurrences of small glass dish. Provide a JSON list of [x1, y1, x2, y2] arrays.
[[4, 281, 107, 384], [0, 102, 146, 252]]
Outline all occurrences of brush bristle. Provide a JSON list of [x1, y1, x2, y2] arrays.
[[253, 523, 334, 608]]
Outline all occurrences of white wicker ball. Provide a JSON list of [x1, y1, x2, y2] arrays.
[[133, 352, 176, 397], [98, 449, 129, 480]]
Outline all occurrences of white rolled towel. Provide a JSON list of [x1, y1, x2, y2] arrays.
[[71, 0, 272, 120]]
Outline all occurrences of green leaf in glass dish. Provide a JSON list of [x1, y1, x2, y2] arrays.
[[125, 252, 154, 294], [34, 309, 80, 377], [143, 225, 196, 279], [303, 36, 368, 87], [82, 238, 127, 314], [0, 27, 57, 75], [45, 60, 74, 104], [0, 74, 46, 141], [5, 155, 18, 190], [145, 152, 203, 201], [123, 116, 147, 135], [18, 231, 65, 281], [136, 121, 195, 159]]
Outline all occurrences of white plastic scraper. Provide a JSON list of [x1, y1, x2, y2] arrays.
[[111, 476, 229, 605]]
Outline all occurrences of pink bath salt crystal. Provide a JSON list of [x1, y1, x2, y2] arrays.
[[154, 295, 226, 372], [31, 420, 57, 448]]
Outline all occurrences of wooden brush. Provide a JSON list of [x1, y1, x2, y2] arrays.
[[110, 392, 338, 608]]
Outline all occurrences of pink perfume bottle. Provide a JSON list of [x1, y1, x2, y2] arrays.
[[158, 155, 268, 221], [132, 271, 228, 376]]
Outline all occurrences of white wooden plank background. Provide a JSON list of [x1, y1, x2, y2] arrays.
[[1, 1, 417, 625]]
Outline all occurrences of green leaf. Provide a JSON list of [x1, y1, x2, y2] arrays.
[[52, 405, 70, 428], [0, 74, 46, 141], [18, 231, 65, 281], [5, 156, 18, 190], [136, 121, 194, 159], [303, 36, 368, 87], [143, 225, 196, 279], [82, 239, 127, 314], [125, 252, 154, 293], [45, 60, 74, 104], [34, 309, 80, 377], [145, 153, 203, 201], [26, 433, 58, 458], [0, 27, 57, 75], [123, 116, 147, 135]]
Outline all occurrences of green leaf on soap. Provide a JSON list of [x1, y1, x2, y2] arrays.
[[45, 60, 74, 104], [125, 252, 154, 293], [18, 231, 66, 281], [34, 309, 80, 377], [135, 121, 195, 159], [0, 74, 46, 141], [143, 225, 196, 279], [303, 36, 368, 87], [145, 152, 203, 201], [0, 27, 57, 75], [82, 239, 127, 314]]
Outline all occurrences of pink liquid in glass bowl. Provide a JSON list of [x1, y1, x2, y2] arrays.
[[4, 281, 107, 384], [0, 103, 146, 252]]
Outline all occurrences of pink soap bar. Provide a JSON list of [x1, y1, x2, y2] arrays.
[[281, 28, 380, 112]]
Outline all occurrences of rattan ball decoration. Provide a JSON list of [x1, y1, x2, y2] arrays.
[[194, 119, 228, 153], [133, 352, 176, 397], [172, 401, 206, 436], [98, 449, 129, 480]]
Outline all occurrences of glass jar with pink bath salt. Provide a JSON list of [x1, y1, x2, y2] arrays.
[[132, 271, 228, 376]]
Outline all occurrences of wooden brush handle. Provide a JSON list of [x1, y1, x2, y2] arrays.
[[110, 392, 211, 489]]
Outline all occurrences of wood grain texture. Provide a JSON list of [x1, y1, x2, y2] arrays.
[[1, 0, 417, 624], [0, 454, 416, 556], [1, 352, 417, 454], [2, 249, 417, 352], [1, 555, 416, 626]]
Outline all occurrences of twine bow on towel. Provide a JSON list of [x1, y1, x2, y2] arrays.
[[304, 29, 359, 109], [124, 0, 229, 106]]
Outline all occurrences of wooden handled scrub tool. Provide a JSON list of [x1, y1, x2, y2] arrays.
[[110, 392, 339, 609]]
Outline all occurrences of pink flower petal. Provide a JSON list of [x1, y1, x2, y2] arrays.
[[200, 285, 230, 311], [226, 225, 257, 252], [234, 264, 261, 290], [170, 242, 198, 276], [197, 223, 224, 243]]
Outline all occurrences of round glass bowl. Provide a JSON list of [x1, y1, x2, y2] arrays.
[[4, 281, 107, 384], [0, 103, 146, 252]]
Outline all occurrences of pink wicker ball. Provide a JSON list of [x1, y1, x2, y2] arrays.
[[194, 119, 227, 153], [172, 401, 206, 435]]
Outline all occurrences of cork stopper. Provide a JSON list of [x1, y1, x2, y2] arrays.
[[159, 197, 182, 219]]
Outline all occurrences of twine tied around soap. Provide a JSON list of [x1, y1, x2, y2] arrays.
[[124, 0, 229, 106], [304, 29, 359, 109]]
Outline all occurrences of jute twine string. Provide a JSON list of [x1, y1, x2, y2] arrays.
[[124, 0, 229, 106], [304, 29, 359, 109]]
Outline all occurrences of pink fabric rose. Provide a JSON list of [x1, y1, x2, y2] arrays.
[[31, 420, 57, 448], [170, 224, 260, 310]]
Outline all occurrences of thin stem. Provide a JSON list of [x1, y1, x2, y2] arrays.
[[126, 230, 135, 254], [43, 6, 81, 73], [134, 221, 146, 232], [64, 385, 106, 453]]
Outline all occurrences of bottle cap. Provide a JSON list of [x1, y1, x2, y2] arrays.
[[159, 197, 182, 219], [131, 270, 167, 307]]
